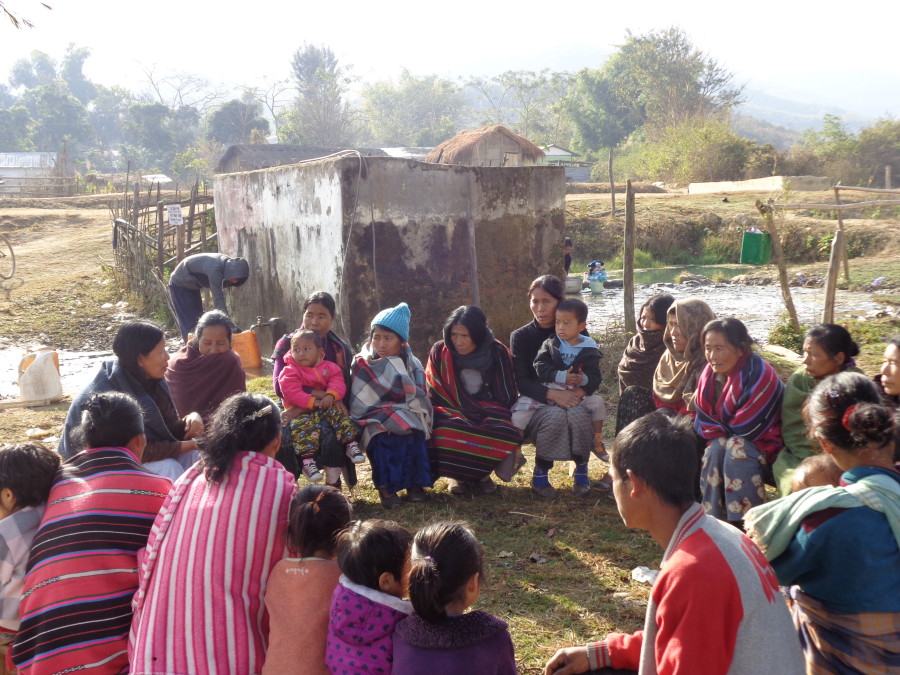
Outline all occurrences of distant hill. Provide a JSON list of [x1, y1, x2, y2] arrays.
[[736, 88, 872, 133], [731, 113, 801, 150]]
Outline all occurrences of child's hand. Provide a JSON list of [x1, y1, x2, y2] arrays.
[[281, 407, 302, 426], [317, 394, 335, 410], [565, 367, 582, 387], [183, 412, 204, 439]]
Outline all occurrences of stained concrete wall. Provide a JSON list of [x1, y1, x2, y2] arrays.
[[215, 156, 566, 355], [688, 175, 831, 194]]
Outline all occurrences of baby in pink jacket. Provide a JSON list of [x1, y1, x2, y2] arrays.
[[279, 330, 364, 485]]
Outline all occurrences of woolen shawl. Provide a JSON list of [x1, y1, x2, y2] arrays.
[[652, 298, 716, 410]]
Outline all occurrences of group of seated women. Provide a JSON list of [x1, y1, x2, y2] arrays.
[[19, 273, 900, 674]]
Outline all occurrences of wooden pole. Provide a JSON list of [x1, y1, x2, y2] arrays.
[[756, 200, 800, 331], [821, 230, 844, 324], [467, 217, 481, 308], [623, 180, 636, 334], [156, 202, 165, 276], [608, 147, 616, 217], [832, 186, 851, 281], [886, 165, 893, 189]]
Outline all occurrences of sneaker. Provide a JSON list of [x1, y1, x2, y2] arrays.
[[345, 441, 365, 464], [573, 462, 591, 497], [301, 458, 323, 483]]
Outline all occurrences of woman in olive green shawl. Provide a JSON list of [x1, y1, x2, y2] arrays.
[[774, 324, 861, 496]]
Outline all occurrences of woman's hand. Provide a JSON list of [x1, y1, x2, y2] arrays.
[[179, 440, 199, 454], [281, 407, 302, 426], [546, 387, 583, 410], [183, 413, 204, 439], [316, 394, 336, 410]]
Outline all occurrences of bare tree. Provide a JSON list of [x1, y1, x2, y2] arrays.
[[140, 65, 225, 117], [243, 77, 294, 136], [1, 0, 50, 28]]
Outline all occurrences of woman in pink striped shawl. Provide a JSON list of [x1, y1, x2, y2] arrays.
[[129, 393, 297, 674], [693, 318, 785, 524]]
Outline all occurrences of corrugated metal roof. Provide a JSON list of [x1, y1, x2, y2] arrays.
[[0, 152, 57, 169]]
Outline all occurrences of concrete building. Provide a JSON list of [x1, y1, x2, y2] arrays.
[[214, 155, 566, 354]]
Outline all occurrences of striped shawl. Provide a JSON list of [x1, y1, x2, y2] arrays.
[[694, 352, 785, 463], [11, 448, 171, 675]]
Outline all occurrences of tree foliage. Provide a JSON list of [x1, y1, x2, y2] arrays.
[[20, 81, 92, 151], [607, 27, 743, 136], [361, 70, 463, 146], [208, 99, 269, 145], [284, 43, 357, 146], [60, 44, 96, 104]]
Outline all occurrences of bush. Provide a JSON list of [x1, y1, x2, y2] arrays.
[[768, 314, 808, 353]]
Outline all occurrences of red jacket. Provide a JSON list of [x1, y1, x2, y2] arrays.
[[278, 354, 346, 410]]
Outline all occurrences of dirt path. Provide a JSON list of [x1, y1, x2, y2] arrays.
[[0, 209, 122, 350]]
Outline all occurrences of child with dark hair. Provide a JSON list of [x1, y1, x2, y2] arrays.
[[545, 412, 803, 675], [129, 393, 296, 674], [394, 522, 516, 674], [326, 519, 413, 674], [790, 453, 843, 492], [513, 297, 607, 495], [264, 486, 352, 675], [0, 443, 60, 660], [280, 330, 365, 486], [351, 303, 434, 508]]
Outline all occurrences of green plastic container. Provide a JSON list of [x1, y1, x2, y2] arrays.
[[740, 232, 772, 265]]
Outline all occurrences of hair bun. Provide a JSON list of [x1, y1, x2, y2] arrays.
[[845, 401, 893, 448]]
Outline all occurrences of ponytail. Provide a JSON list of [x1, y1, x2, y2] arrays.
[[407, 522, 483, 624]]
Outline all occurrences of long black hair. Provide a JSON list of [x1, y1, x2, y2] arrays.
[[72, 391, 145, 451], [407, 522, 484, 624], [442, 305, 489, 350], [528, 275, 564, 303], [189, 310, 234, 349], [112, 319, 165, 382], [201, 393, 280, 483]]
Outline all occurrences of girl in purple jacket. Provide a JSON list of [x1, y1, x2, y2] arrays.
[[326, 519, 413, 674], [393, 522, 517, 674]]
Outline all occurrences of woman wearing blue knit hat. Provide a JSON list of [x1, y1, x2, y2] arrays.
[[349, 302, 434, 508]]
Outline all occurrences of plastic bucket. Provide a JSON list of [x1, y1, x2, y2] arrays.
[[231, 330, 262, 369], [18, 349, 63, 402]]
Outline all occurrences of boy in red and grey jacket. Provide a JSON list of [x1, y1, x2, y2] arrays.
[[544, 413, 804, 675], [279, 330, 364, 485]]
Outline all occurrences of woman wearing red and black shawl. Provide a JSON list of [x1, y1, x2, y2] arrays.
[[425, 306, 522, 496], [694, 318, 784, 524]]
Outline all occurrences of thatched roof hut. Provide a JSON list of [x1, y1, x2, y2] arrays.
[[424, 125, 545, 167]]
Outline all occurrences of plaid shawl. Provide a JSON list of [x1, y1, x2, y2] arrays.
[[350, 343, 433, 449], [787, 586, 900, 674], [694, 352, 785, 463]]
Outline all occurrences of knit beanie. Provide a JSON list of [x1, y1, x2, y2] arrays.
[[371, 302, 411, 342]]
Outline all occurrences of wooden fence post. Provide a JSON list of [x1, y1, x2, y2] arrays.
[[467, 217, 481, 308], [756, 200, 800, 331], [821, 230, 844, 323], [832, 186, 851, 281], [156, 202, 165, 276], [623, 180, 636, 334]]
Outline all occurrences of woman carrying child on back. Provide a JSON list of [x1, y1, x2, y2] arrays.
[[326, 519, 413, 674], [351, 302, 433, 508], [279, 330, 366, 488], [393, 522, 517, 674], [264, 485, 353, 675], [512, 297, 607, 497]]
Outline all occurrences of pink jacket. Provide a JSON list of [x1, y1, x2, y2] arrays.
[[279, 353, 347, 410]]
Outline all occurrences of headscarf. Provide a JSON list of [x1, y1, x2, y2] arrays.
[[653, 298, 716, 409], [617, 294, 675, 394]]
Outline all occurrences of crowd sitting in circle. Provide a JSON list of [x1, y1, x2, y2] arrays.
[[1, 275, 898, 674]]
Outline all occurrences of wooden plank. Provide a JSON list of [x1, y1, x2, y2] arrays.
[[832, 186, 851, 281], [156, 202, 164, 275], [467, 217, 481, 308], [772, 199, 900, 210], [821, 230, 844, 324], [623, 180, 636, 334], [834, 184, 900, 194]]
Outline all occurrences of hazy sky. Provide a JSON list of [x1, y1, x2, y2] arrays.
[[3, 0, 898, 116]]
